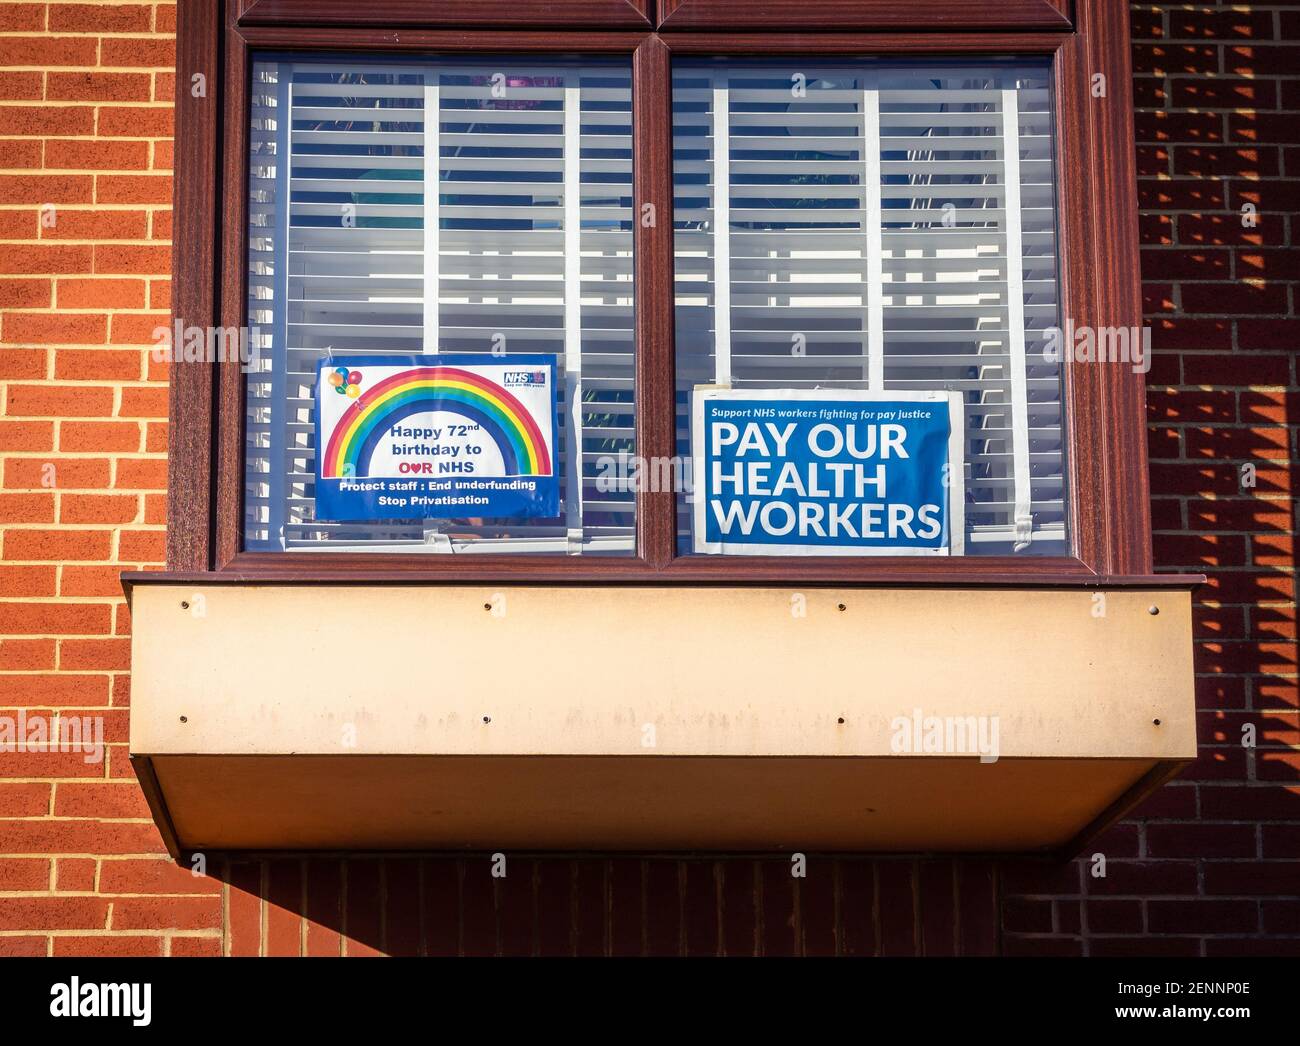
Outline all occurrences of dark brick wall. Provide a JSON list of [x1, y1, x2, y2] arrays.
[[999, 1, 1300, 958]]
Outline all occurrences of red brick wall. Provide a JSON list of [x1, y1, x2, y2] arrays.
[[0, 1, 180, 957], [998, 1, 1300, 958], [0, 2, 1295, 956]]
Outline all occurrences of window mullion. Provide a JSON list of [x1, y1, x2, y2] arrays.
[[631, 35, 676, 569]]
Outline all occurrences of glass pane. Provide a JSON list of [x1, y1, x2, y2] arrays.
[[244, 54, 635, 554], [673, 58, 1066, 557]]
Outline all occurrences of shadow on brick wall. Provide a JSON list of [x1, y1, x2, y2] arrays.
[[196, 854, 1005, 957]]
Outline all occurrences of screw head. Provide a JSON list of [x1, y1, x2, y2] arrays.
[[1148, 605, 1160, 615]]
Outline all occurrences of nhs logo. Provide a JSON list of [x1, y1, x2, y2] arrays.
[[503, 370, 547, 386]]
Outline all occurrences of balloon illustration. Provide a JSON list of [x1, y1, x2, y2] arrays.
[[327, 367, 362, 399]]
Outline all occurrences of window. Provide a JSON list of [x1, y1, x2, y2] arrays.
[[168, 0, 1151, 580], [243, 55, 635, 555], [672, 58, 1065, 556]]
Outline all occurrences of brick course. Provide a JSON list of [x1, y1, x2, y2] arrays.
[[0, 1, 1295, 955]]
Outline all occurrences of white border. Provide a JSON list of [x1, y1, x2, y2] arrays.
[[690, 388, 965, 557]]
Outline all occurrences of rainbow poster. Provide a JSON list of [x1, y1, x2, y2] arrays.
[[313, 354, 559, 522]]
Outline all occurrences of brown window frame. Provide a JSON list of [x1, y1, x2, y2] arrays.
[[168, 0, 1155, 585]]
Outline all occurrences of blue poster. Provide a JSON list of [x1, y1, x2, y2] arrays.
[[314, 354, 560, 522], [691, 389, 964, 556]]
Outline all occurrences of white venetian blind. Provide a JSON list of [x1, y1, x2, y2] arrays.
[[245, 56, 635, 554], [673, 60, 1067, 555]]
